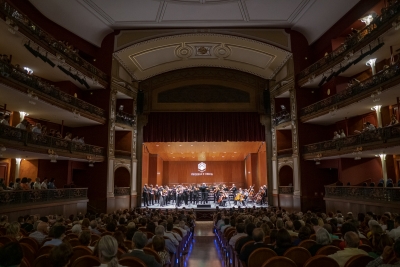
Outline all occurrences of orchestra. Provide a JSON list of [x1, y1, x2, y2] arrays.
[[141, 183, 268, 207]]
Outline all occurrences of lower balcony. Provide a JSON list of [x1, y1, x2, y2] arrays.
[[114, 187, 131, 196], [278, 186, 293, 194], [303, 124, 400, 160], [0, 124, 105, 161]]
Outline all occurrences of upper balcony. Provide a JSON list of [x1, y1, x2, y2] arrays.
[[303, 124, 400, 160], [116, 110, 135, 129], [0, 59, 107, 125], [0, 0, 109, 88], [300, 61, 400, 123], [0, 124, 105, 161], [297, 2, 400, 87]]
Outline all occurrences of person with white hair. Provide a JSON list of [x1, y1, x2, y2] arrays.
[[154, 225, 176, 254], [308, 228, 332, 256], [122, 232, 161, 267], [71, 224, 82, 234], [98, 235, 124, 267]]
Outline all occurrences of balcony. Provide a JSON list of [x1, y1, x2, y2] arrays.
[[279, 186, 293, 195], [114, 187, 131, 196], [277, 148, 293, 158], [297, 1, 400, 85], [116, 110, 135, 128], [0, 124, 105, 160], [303, 124, 400, 159], [0, 1, 108, 87], [300, 62, 400, 121], [0, 188, 88, 207], [325, 185, 400, 202], [0, 60, 106, 123], [273, 110, 291, 127]]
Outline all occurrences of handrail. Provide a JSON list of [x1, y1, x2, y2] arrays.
[[0, 124, 105, 156], [0, 60, 106, 118], [277, 148, 293, 157], [0, 188, 88, 206], [114, 187, 131, 196], [279, 186, 293, 194], [0, 0, 109, 85], [298, 1, 400, 82], [303, 124, 400, 154], [324, 185, 400, 202], [300, 62, 400, 117], [116, 110, 135, 127]]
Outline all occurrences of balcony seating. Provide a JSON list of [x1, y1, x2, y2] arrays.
[[283, 247, 311, 267], [343, 255, 373, 267]]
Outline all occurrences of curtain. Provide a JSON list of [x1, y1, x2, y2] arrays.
[[143, 112, 265, 142]]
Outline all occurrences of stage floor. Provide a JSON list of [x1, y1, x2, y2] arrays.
[[143, 201, 269, 210]]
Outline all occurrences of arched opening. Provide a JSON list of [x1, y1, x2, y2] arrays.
[[114, 167, 130, 187], [279, 165, 293, 186]]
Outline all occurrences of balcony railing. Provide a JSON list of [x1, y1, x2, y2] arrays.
[[279, 186, 294, 194], [0, 188, 88, 206], [303, 124, 400, 155], [297, 1, 400, 83], [300, 62, 400, 118], [114, 187, 131, 196], [0, 60, 105, 119], [0, 1, 108, 86], [0, 124, 105, 157], [277, 149, 293, 158], [116, 111, 135, 127], [325, 185, 400, 202], [273, 110, 291, 126]]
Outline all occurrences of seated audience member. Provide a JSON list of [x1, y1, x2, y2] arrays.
[[152, 235, 171, 265], [154, 225, 176, 254], [340, 129, 346, 138], [311, 217, 321, 233], [339, 222, 362, 250], [29, 221, 49, 244], [0, 178, 5, 190], [41, 178, 48, 189], [21, 215, 34, 232], [6, 222, 22, 240], [48, 178, 57, 189], [78, 137, 85, 144], [239, 228, 269, 263], [79, 230, 94, 250], [81, 218, 90, 229], [64, 132, 72, 141], [308, 228, 332, 256], [55, 131, 62, 138], [368, 221, 382, 239], [15, 119, 28, 130], [33, 177, 41, 190], [388, 216, 400, 241], [97, 235, 123, 267], [165, 222, 181, 244], [285, 221, 298, 237], [113, 231, 128, 253], [220, 217, 231, 233], [0, 114, 10, 126], [0, 242, 23, 267], [229, 223, 247, 247], [49, 242, 73, 267], [369, 232, 393, 259], [366, 239, 400, 266], [122, 231, 161, 267], [235, 223, 256, 254], [293, 225, 312, 246], [328, 231, 368, 267], [389, 115, 399, 126], [20, 177, 30, 190], [71, 224, 82, 234], [364, 121, 376, 131], [90, 220, 102, 235], [32, 123, 42, 134], [43, 225, 66, 246], [0, 215, 9, 228], [333, 131, 341, 140], [13, 178, 21, 190], [274, 229, 293, 256]]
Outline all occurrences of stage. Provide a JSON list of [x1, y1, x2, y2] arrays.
[[142, 201, 269, 210]]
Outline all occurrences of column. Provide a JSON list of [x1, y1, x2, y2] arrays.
[[136, 115, 148, 207], [379, 154, 387, 186], [373, 105, 382, 128], [293, 156, 301, 195], [107, 159, 114, 197], [15, 158, 21, 178]]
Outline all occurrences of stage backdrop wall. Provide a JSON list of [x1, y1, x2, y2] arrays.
[[163, 161, 245, 187]]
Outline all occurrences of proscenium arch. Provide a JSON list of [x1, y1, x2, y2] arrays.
[[113, 32, 292, 81]]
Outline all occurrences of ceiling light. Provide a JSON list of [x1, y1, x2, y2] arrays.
[[168, 145, 170, 146], [191, 145, 193, 146], [179, 145, 182, 146], [234, 152, 237, 153], [88, 162, 94, 167], [156, 145, 159, 147]]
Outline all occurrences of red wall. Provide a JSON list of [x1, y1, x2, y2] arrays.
[[338, 158, 382, 185], [279, 165, 293, 186], [114, 167, 130, 187], [115, 131, 132, 151], [276, 130, 292, 151]]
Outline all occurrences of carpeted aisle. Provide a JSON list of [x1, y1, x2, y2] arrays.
[[184, 221, 224, 267]]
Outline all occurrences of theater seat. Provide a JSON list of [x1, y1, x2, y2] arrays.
[[71, 255, 101, 267], [284, 247, 311, 267], [119, 256, 147, 267], [33, 254, 52, 267], [248, 248, 277, 267], [343, 254, 373, 267], [303, 255, 339, 267], [316, 245, 340, 256], [261, 256, 297, 267], [20, 242, 36, 264], [19, 237, 39, 253], [69, 246, 93, 266], [37, 245, 54, 257], [298, 240, 317, 250]]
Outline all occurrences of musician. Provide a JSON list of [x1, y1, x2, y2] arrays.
[[149, 184, 155, 205], [159, 186, 166, 207], [211, 184, 217, 203], [142, 184, 149, 207], [183, 186, 189, 205], [193, 186, 199, 204], [171, 185, 177, 204], [230, 184, 237, 205], [189, 184, 194, 204], [215, 187, 221, 204], [219, 192, 228, 207], [200, 183, 207, 204], [175, 185, 182, 207], [156, 185, 162, 204]]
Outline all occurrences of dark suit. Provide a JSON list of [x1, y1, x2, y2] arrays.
[[235, 235, 253, 254], [239, 242, 270, 263], [123, 250, 162, 267]]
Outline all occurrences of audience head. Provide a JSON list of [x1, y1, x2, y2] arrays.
[[113, 231, 126, 248], [132, 231, 147, 249], [0, 242, 23, 267], [315, 228, 332, 245], [276, 229, 292, 248], [79, 230, 91, 246], [155, 225, 165, 237], [245, 223, 256, 236], [6, 222, 20, 238], [98, 235, 119, 266], [298, 226, 311, 241], [37, 222, 49, 234], [340, 222, 358, 236], [53, 225, 66, 239], [71, 224, 82, 234], [49, 242, 73, 267], [90, 220, 98, 230], [252, 228, 265, 242], [344, 231, 359, 248]]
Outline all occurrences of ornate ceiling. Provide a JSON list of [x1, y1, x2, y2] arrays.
[[114, 33, 292, 80], [28, 0, 360, 46]]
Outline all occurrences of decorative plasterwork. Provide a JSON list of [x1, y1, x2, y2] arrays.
[[270, 76, 295, 98], [278, 157, 294, 172], [114, 33, 292, 80], [108, 88, 117, 157], [114, 158, 131, 173], [270, 97, 277, 159], [290, 89, 299, 156]]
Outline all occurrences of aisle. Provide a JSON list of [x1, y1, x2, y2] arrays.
[[184, 221, 224, 267]]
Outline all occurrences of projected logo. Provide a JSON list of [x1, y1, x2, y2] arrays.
[[198, 162, 206, 172]]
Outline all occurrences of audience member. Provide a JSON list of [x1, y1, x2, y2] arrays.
[[79, 230, 94, 251], [388, 216, 400, 241], [366, 239, 400, 266], [239, 228, 269, 263], [328, 231, 368, 267], [229, 223, 246, 247], [235, 223, 256, 253], [274, 229, 293, 256], [43, 225, 66, 246], [29, 221, 49, 244], [308, 228, 332, 256], [152, 235, 171, 265], [6, 222, 22, 240], [49, 242, 73, 267], [122, 231, 161, 267], [0, 242, 23, 267]]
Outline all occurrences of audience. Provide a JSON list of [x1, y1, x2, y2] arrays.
[[43, 225, 66, 246], [122, 231, 161, 267], [328, 231, 368, 267], [0, 242, 23, 267], [239, 227, 269, 263], [308, 228, 332, 256], [49, 242, 73, 267], [152, 235, 171, 265]]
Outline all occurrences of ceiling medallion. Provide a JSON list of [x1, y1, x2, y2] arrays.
[[213, 44, 231, 59], [195, 46, 211, 56]]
